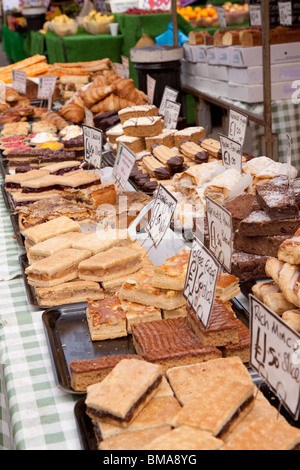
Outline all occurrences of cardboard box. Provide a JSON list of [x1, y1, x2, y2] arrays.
[[229, 42, 300, 68], [208, 64, 229, 81], [181, 60, 209, 78], [183, 43, 196, 63], [216, 47, 230, 66], [191, 45, 208, 63], [228, 61, 300, 85], [206, 47, 218, 65], [227, 80, 297, 103]]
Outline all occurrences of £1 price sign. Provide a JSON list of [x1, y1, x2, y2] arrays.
[[183, 237, 220, 329], [112, 143, 136, 191], [146, 184, 177, 248], [228, 109, 248, 147], [250, 295, 300, 420], [219, 134, 243, 174], [83, 125, 103, 170]]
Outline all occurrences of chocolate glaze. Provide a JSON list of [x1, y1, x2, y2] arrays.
[[154, 166, 171, 180], [195, 150, 209, 164]]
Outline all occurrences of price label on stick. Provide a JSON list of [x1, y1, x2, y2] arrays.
[[159, 86, 179, 116], [228, 109, 248, 147], [83, 125, 103, 170], [249, 295, 300, 420], [164, 100, 181, 130], [249, 4, 262, 26], [219, 134, 243, 174], [206, 196, 233, 273], [113, 62, 125, 78], [12, 70, 26, 95], [146, 184, 177, 248], [216, 6, 227, 28], [37, 76, 57, 100], [286, 133, 292, 187], [147, 74, 156, 105], [113, 143, 136, 191], [278, 1, 292, 26], [183, 237, 220, 329], [85, 107, 94, 127]]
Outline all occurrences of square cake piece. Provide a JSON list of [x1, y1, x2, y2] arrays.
[[255, 175, 299, 220], [78, 246, 143, 282], [215, 273, 240, 302], [86, 296, 127, 341], [187, 300, 240, 347], [22, 215, 81, 245], [85, 358, 163, 427], [120, 299, 162, 334], [153, 249, 190, 291], [119, 259, 186, 310], [99, 426, 172, 451], [131, 317, 221, 373], [171, 377, 255, 437], [35, 280, 104, 307], [143, 426, 223, 451], [220, 319, 250, 364]]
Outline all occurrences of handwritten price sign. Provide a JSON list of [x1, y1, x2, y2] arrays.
[[83, 125, 103, 169], [219, 134, 243, 174], [250, 295, 300, 420], [138, 0, 171, 10], [183, 237, 219, 329], [146, 184, 177, 248], [228, 109, 248, 147]]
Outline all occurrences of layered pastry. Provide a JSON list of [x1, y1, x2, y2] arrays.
[[64, 181, 117, 211], [18, 197, 91, 230], [97, 395, 180, 441], [118, 105, 159, 125], [70, 354, 143, 392], [43, 160, 82, 175], [166, 357, 253, 406], [25, 248, 91, 287], [145, 129, 175, 151], [22, 216, 82, 246], [106, 124, 124, 145], [203, 169, 250, 203], [215, 273, 240, 302], [252, 280, 280, 302], [262, 292, 295, 316], [115, 135, 145, 154], [143, 426, 223, 451], [282, 310, 300, 333], [141, 155, 172, 180], [171, 377, 255, 437], [78, 246, 143, 282], [199, 138, 221, 158], [173, 162, 225, 192], [71, 229, 132, 256], [35, 279, 104, 307], [178, 140, 210, 164], [131, 316, 221, 373], [5, 169, 50, 192], [27, 231, 85, 264], [187, 300, 240, 347], [122, 116, 163, 138], [152, 249, 190, 291], [86, 296, 127, 341], [162, 305, 187, 320], [220, 319, 250, 363], [119, 259, 186, 311], [265, 258, 300, 308], [85, 358, 163, 427], [6, 148, 81, 169], [173, 126, 205, 147]]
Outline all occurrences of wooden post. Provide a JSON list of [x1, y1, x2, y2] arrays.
[[262, 0, 274, 159], [171, 0, 178, 46]]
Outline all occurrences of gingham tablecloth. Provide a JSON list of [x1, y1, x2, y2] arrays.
[[0, 193, 82, 450]]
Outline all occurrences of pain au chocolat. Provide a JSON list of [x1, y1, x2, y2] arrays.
[[85, 358, 163, 428]]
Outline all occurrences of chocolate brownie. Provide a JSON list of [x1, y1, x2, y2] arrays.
[[255, 175, 299, 219], [222, 193, 260, 232], [233, 231, 290, 257], [231, 250, 269, 281], [238, 210, 300, 237]]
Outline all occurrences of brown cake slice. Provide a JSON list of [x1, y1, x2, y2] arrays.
[[99, 426, 172, 451], [187, 300, 239, 347], [233, 231, 290, 257], [238, 210, 300, 238], [143, 426, 223, 451], [222, 193, 260, 232], [85, 358, 163, 427], [255, 175, 299, 220], [231, 249, 269, 281], [131, 317, 221, 373], [35, 280, 104, 307], [70, 354, 143, 392], [220, 319, 250, 363], [215, 273, 240, 302], [153, 249, 190, 291]]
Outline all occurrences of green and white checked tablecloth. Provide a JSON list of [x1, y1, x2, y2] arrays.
[[0, 190, 82, 450]]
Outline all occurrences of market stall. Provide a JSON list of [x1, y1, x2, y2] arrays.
[[1, 0, 300, 454]]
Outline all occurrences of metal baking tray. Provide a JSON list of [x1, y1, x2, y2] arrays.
[[19, 252, 40, 308], [1, 183, 15, 211], [74, 397, 98, 450], [42, 302, 136, 395], [0, 158, 10, 178], [10, 212, 24, 247]]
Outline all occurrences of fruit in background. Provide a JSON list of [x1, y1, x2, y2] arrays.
[[52, 14, 74, 24], [84, 10, 114, 22], [177, 3, 248, 27]]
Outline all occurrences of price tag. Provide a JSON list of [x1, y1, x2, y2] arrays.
[[219, 134, 243, 174], [12, 70, 26, 95], [113, 62, 125, 78], [37, 76, 57, 100], [228, 108, 248, 147], [83, 125, 103, 170], [249, 4, 262, 26], [147, 74, 156, 105], [113, 143, 136, 190], [121, 56, 130, 79], [249, 295, 300, 420], [146, 184, 177, 248], [159, 86, 179, 116], [85, 107, 94, 127], [183, 237, 220, 329], [216, 6, 227, 28], [278, 1, 292, 26], [206, 196, 233, 273], [286, 133, 292, 187], [163, 100, 181, 130], [138, 0, 171, 10]]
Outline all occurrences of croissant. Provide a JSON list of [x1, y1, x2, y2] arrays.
[[265, 258, 300, 307], [6, 87, 20, 103], [89, 94, 136, 114], [42, 111, 69, 131], [59, 102, 85, 123], [115, 78, 148, 104], [79, 84, 116, 109]]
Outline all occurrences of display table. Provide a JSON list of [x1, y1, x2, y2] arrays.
[[1, 24, 28, 63]]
